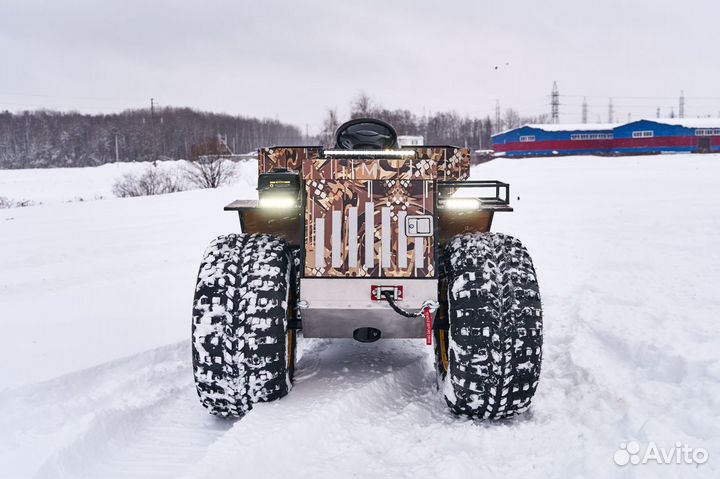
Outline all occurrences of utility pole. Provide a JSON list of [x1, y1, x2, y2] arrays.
[[608, 98, 614, 123], [582, 97, 588, 124], [679, 90, 685, 118], [551, 81, 559, 124], [150, 98, 158, 162]]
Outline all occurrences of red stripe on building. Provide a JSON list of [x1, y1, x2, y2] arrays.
[[495, 135, 719, 153]]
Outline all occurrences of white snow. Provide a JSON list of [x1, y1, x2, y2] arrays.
[[494, 118, 720, 137], [0, 160, 258, 205], [495, 123, 620, 135], [524, 122, 620, 131], [1, 154, 719, 478], [648, 117, 720, 128]]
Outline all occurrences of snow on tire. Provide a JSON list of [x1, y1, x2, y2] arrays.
[[191, 233, 294, 418], [439, 232, 543, 419]]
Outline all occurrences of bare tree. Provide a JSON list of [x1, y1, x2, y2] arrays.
[[503, 108, 522, 130], [184, 136, 236, 188], [351, 92, 373, 118], [319, 109, 340, 148]]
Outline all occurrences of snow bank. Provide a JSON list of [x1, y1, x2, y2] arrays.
[[0, 154, 719, 478], [0, 159, 258, 205]]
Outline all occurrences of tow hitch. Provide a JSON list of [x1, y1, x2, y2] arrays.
[[370, 285, 403, 301], [379, 290, 439, 345]]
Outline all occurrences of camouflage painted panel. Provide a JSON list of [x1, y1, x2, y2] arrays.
[[260, 146, 468, 180], [305, 179, 435, 278], [258, 147, 321, 174], [441, 148, 471, 181], [301, 158, 436, 180], [410, 147, 470, 181], [302, 158, 332, 180]]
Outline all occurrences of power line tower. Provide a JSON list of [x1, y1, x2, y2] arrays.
[[582, 97, 588, 124], [656, 107, 661, 118], [608, 98, 614, 123], [494, 99, 501, 132], [679, 90, 685, 118], [551, 81, 560, 124]]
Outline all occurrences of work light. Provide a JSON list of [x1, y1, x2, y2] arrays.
[[441, 198, 482, 210], [257, 169, 301, 209]]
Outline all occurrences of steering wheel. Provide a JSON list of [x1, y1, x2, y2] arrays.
[[335, 118, 398, 150]]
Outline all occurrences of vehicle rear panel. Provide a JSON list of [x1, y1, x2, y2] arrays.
[[257, 146, 470, 279]]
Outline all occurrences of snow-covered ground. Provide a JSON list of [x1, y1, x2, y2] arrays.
[[0, 154, 719, 478], [0, 160, 258, 205]]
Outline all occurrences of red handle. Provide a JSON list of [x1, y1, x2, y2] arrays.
[[423, 307, 432, 346]]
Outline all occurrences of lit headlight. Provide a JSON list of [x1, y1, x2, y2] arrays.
[[442, 198, 482, 210], [259, 196, 296, 208], [257, 170, 300, 209]]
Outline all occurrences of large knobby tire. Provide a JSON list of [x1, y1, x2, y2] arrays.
[[191, 233, 295, 418], [436, 232, 543, 419]]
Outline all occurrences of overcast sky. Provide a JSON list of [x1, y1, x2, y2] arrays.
[[1, 0, 719, 132]]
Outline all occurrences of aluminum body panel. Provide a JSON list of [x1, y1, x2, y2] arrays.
[[299, 278, 438, 338]]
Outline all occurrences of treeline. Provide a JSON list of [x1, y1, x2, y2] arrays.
[[0, 108, 303, 169], [320, 93, 548, 149], [0, 96, 548, 169]]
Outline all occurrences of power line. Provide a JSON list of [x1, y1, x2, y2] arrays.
[[562, 93, 720, 102], [562, 102, 679, 108]]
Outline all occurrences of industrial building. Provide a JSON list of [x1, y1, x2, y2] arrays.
[[613, 119, 720, 154], [492, 124, 618, 157], [492, 119, 720, 157]]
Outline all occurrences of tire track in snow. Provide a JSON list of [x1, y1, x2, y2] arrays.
[[1, 336, 441, 478], [188, 334, 607, 478], [20, 331, 625, 479], [187, 337, 445, 478], [5, 311, 718, 478], [0, 342, 232, 478]]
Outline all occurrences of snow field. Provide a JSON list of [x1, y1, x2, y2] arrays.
[[0, 154, 719, 477]]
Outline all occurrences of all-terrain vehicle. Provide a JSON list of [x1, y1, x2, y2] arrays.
[[191, 118, 543, 419]]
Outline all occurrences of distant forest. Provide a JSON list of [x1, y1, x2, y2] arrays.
[[322, 94, 546, 151], [0, 108, 304, 169], [0, 96, 546, 169]]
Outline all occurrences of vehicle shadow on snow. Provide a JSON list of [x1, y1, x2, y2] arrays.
[[288, 336, 539, 427]]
